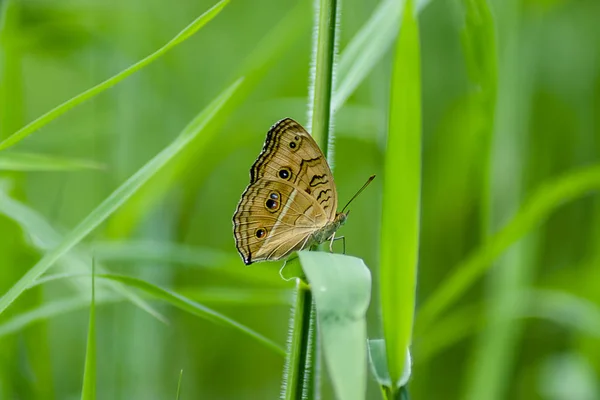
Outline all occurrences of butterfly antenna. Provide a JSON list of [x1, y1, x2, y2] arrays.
[[341, 175, 376, 213]]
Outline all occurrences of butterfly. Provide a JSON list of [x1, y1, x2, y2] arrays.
[[232, 118, 374, 265]]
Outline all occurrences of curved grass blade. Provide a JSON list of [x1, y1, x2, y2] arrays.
[[0, 0, 229, 150], [97, 274, 285, 356], [416, 165, 600, 332], [0, 187, 166, 322], [368, 339, 411, 399], [105, 1, 309, 238], [0, 78, 242, 316], [0, 152, 103, 171], [0, 285, 290, 339], [0, 296, 120, 338], [415, 289, 600, 364], [380, 0, 421, 391], [334, 0, 432, 113], [91, 240, 286, 287], [299, 251, 371, 400], [81, 263, 96, 400]]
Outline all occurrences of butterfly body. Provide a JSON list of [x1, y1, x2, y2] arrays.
[[310, 212, 347, 245], [232, 118, 343, 265]]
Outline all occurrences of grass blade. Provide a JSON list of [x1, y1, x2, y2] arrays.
[[81, 262, 96, 400], [416, 165, 600, 332], [0, 0, 229, 150], [0, 78, 242, 316], [299, 252, 371, 400], [380, 0, 421, 391], [0, 152, 102, 171], [175, 370, 184, 400], [97, 274, 285, 356]]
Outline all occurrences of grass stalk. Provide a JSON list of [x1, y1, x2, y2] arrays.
[[281, 0, 340, 398], [281, 280, 315, 400]]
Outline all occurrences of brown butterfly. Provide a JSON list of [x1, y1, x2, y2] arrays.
[[232, 118, 374, 265]]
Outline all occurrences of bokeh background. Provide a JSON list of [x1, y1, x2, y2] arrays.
[[1, 0, 600, 399]]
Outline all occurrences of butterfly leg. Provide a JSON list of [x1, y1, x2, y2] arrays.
[[329, 233, 336, 253], [339, 236, 346, 254], [328, 234, 346, 254], [330, 236, 345, 254]]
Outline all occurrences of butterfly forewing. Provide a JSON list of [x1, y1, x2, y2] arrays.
[[233, 118, 339, 264]]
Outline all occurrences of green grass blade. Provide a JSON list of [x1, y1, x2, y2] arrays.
[[380, 0, 421, 390], [97, 274, 285, 356], [416, 165, 600, 332], [0, 152, 103, 171], [81, 262, 96, 400], [299, 252, 371, 400], [0, 78, 242, 316], [0, 0, 229, 150], [175, 370, 184, 400]]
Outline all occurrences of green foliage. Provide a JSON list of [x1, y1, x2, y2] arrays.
[[0, 79, 242, 316], [1, 0, 600, 398]]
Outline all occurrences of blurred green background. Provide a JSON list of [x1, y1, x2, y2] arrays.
[[1, 0, 600, 399]]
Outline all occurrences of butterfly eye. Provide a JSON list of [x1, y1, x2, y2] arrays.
[[279, 168, 291, 180], [255, 228, 267, 239]]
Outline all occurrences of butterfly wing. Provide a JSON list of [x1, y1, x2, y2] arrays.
[[233, 118, 338, 264]]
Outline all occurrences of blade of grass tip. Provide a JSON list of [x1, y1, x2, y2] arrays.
[[380, 0, 421, 392], [0, 152, 103, 171], [81, 259, 96, 400], [416, 165, 600, 332], [175, 370, 183, 400], [0, 78, 242, 317], [95, 274, 285, 356], [0, 0, 229, 151]]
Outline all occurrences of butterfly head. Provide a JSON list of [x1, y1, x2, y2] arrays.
[[336, 211, 348, 225]]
